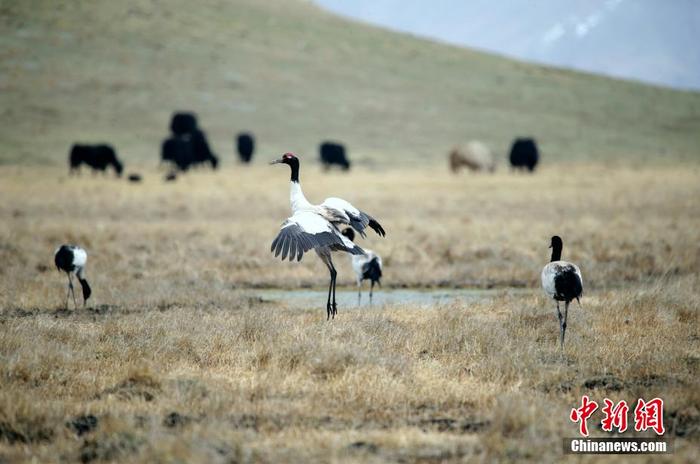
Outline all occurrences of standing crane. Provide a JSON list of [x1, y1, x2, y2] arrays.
[[54, 244, 92, 309], [270, 153, 385, 319], [341, 228, 383, 305], [541, 236, 583, 349]]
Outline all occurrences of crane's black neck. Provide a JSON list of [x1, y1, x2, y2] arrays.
[[550, 243, 562, 262], [288, 158, 300, 183]]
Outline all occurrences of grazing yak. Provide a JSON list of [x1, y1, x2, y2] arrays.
[[236, 132, 255, 163], [190, 129, 218, 168], [69, 144, 123, 176], [509, 138, 539, 172], [161, 137, 193, 171], [161, 112, 219, 171], [161, 134, 218, 171], [319, 141, 350, 171], [449, 141, 496, 173], [170, 112, 198, 136]]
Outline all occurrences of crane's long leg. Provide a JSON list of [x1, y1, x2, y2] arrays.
[[64, 274, 72, 309], [317, 250, 335, 320], [555, 301, 564, 349], [330, 259, 338, 318], [68, 274, 78, 310], [325, 269, 333, 320], [357, 280, 362, 306], [316, 249, 340, 320], [561, 301, 570, 349], [370, 281, 375, 305]]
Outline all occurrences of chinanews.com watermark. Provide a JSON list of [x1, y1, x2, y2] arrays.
[[563, 395, 672, 455], [564, 438, 670, 455]]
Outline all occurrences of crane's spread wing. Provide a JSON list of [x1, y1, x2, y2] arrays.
[[271, 211, 364, 261], [320, 197, 386, 238]]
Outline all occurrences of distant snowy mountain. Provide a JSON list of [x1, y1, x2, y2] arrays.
[[315, 0, 700, 90]]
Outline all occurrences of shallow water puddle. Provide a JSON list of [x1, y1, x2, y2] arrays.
[[251, 288, 532, 310]]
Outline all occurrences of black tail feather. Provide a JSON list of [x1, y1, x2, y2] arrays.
[[362, 257, 382, 284], [79, 278, 91, 302], [554, 271, 582, 303], [368, 219, 386, 237]]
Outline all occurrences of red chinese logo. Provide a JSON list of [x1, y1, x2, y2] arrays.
[[570, 396, 665, 437], [601, 399, 629, 433], [634, 398, 665, 435], [570, 395, 598, 437]]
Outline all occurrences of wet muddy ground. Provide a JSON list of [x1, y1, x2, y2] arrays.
[[250, 287, 534, 310]]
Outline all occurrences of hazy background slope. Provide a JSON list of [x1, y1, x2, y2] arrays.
[[317, 0, 700, 91], [1, 0, 699, 166]]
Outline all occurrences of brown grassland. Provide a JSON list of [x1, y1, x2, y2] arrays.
[[0, 163, 699, 463], [2, 0, 700, 462]]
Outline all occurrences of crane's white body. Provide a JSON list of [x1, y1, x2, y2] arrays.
[[351, 250, 382, 284], [276, 181, 368, 259], [287, 182, 370, 243], [541, 261, 583, 301], [71, 247, 87, 276], [54, 245, 87, 278]]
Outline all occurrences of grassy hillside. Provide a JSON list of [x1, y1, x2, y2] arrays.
[[1, 0, 699, 166]]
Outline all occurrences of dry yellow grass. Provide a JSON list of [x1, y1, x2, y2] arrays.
[[0, 163, 699, 463]]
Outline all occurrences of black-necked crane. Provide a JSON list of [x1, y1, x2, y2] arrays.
[[341, 228, 383, 305], [541, 236, 583, 349], [270, 153, 386, 319], [54, 245, 92, 309]]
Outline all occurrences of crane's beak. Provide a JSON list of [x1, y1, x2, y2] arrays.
[[270, 158, 282, 165]]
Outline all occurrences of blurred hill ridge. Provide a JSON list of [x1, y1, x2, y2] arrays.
[[317, 0, 700, 91], [1, 0, 699, 166]]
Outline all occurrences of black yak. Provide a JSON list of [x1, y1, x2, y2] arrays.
[[191, 129, 218, 169], [162, 111, 217, 171], [236, 132, 255, 163], [161, 132, 217, 171], [509, 138, 539, 172], [319, 141, 350, 171], [170, 112, 198, 136], [161, 137, 193, 171], [69, 144, 123, 176]]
